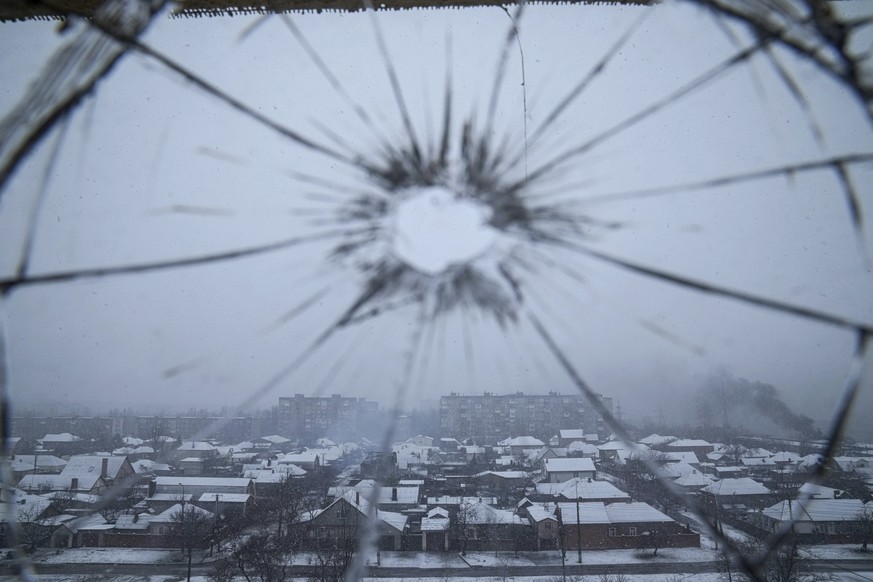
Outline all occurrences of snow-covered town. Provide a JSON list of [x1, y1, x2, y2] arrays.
[[3, 393, 873, 580]]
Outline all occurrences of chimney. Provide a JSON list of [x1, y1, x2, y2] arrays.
[[391, 487, 398, 501], [70, 477, 79, 491], [101, 457, 109, 479], [355, 492, 360, 505]]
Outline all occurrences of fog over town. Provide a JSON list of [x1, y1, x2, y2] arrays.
[[2, 0, 873, 579]]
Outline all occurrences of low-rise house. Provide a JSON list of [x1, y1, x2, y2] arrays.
[[558, 430, 588, 447], [38, 433, 87, 456], [5, 454, 67, 481], [523, 503, 561, 550], [174, 441, 219, 460], [597, 441, 639, 465], [700, 478, 776, 512], [473, 471, 531, 491], [0, 490, 64, 549], [280, 451, 322, 470], [406, 435, 435, 447], [61, 456, 136, 488], [662, 451, 700, 466], [427, 495, 498, 509], [148, 503, 214, 544], [303, 490, 408, 550], [667, 439, 714, 457], [502, 436, 545, 459], [453, 500, 531, 552], [534, 477, 630, 503], [639, 434, 678, 447], [673, 470, 714, 492], [534, 447, 568, 466], [18, 474, 107, 496], [544, 457, 596, 483], [146, 476, 254, 512], [567, 442, 599, 459], [193, 492, 253, 519], [760, 498, 868, 541], [421, 506, 451, 551], [327, 480, 420, 511], [558, 501, 699, 550]]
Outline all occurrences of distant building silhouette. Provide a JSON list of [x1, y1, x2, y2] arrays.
[[277, 394, 379, 443], [439, 391, 611, 443]]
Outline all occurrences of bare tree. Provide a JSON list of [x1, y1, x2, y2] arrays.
[[15, 502, 57, 552], [450, 500, 477, 556], [210, 531, 289, 582], [855, 505, 873, 552], [171, 502, 213, 582]]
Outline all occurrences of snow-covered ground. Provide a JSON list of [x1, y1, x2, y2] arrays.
[[20, 543, 873, 566]]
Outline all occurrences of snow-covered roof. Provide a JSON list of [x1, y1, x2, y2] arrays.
[[151, 503, 214, 523], [261, 434, 292, 444], [741, 457, 776, 467], [18, 474, 101, 492], [278, 452, 320, 465], [244, 470, 284, 483], [474, 470, 529, 480], [326, 490, 408, 533], [662, 451, 700, 465], [557, 501, 674, 525], [526, 505, 558, 523], [4, 454, 67, 470], [536, 477, 629, 501], [799, 454, 825, 469], [146, 493, 195, 502], [427, 495, 497, 506], [421, 506, 450, 531], [639, 434, 678, 446], [40, 433, 81, 443], [598, 441, 634, 451], [461, 501, 526, 525], [659, 461, 696, 479], [62, 455, 128, 478], [504, 436, 545, 447], [668, 439, 711, 448], [115, 512, 153, 530], [557, 502, 609, 524], [544, 457, 595, 473], [559, 429, 587, 439], [122, 437, 144, 446], [176, 441, 215, 451], [64, 514, 111, 532], [605, 502, 674, 523], [769, 451, 802, 464], [568, 442, 599, 454], [329, 481, 420, 505], [155, 476, 252, 489], [198, 492, 252, 504], [674, 470, 714, 488], [798, 482, 848, 500], [701, 478, 771, 496], [763, 499, 866, 523], [0, 491, 54, 523]]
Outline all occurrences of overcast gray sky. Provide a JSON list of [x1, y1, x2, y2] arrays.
[[1, 1, 872, 439]]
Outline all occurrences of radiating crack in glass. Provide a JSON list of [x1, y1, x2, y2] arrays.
[[2, 1, 873, 581]]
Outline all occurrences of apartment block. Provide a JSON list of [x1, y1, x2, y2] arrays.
[[439, 391, 611, 443], [277, 394, 380, 442]]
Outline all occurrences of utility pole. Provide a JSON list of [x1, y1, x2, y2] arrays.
[[575, 481, 582, 564]]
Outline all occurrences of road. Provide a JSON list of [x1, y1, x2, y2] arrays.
[[3, 558, 873, 578]]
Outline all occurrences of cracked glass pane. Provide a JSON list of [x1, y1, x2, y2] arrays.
[[1, 0, 873, 578]]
